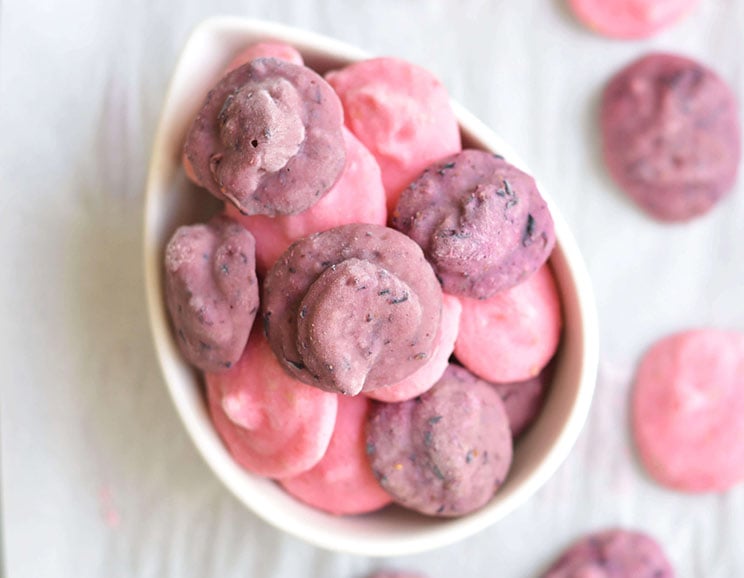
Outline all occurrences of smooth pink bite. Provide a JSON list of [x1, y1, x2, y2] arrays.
[[568, 0, 698, 39], [632, 329, 744, 493], [326, 57, 461, 212], [455, 265, 562, 383], [206, 328, 338, 479], [280, 395, 392, 515]]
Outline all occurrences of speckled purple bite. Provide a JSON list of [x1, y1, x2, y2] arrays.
[[393, 149, 555, 299], [365, 364, 513, 517], [543, 529, 675, 578], [164, 215, 259, 373], [184, 58, 346, 216], [601, 53, 741, 222], [262, 224, 442, 396]]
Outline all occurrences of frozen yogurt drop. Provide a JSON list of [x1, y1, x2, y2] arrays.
[[224, 41, 304, 73], [164, 215, 259, 373], [365, 293, 461, 403], [263, 223, 442, 396], [491, 365, 552, 439], [365, 364, 512, 517], [326, 57, 461, 212], [455, 264, 562, 383], [183, 42, 304, 185], [601, 53, 741, 222], [206, 328, 338, 479], [542, 528, 675, 578], [632, 329, 744, 493], [569, 0, 698, 39], [280, 394, 393, 515], [227, 127, 387, 274], [393, 149, 555, 299], [184, 57, 346, 216]]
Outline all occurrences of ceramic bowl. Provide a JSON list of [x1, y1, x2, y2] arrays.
[[143, 16, 599, 556]]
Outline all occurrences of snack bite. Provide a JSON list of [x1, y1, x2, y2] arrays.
[[365, 364, 513, 517], [542, 528, 675, 577], [491, 367, 550, 439], [632, 329, 744, 493], [280, 394, 392, 515], [206, 328, 338, 479], [184, 58, 346, 216], [601, 53, 741, 222], [454, 264, 561, 383], [224, 41, 304, 72], [326, 57, 461, 211], [393, 150, 555, 299], [164, 215, 259, 373], [568, 0, 698, 39], [263, 224, 443, 396]]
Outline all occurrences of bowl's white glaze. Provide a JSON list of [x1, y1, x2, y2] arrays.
[[143, 16, 599, 556]]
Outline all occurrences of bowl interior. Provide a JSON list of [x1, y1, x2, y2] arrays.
[[143, 16, 599, 557]]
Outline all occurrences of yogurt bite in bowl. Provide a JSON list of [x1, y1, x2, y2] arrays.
[[143, 17, 598, 556]]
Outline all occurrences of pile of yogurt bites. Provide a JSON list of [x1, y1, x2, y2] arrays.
[[164, 41, 561, 518]]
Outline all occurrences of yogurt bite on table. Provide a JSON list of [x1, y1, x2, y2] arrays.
[[542, 528, 675, 577], [632, 329, 744, 493], [601, 53, 741, 222], [568, 0, 699, 39]]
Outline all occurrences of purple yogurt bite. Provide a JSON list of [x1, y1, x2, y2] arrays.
[[393, 149, 555, 299], [542, 529, 675, 578], [365, 364, 513, 517], [263, 224, 442, 396], [491, 370, 549, 439], [164, 215, 259, 373], [601, 53, 741, 222], [184, 58, 346, 216]]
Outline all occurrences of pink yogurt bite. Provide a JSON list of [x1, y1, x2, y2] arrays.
[[632, 329, 744, 493], [224, 42, 304, 73], [569, 0, 698, 39], [206, 329, 338, 479], [280, 394, 392, 515], [227, 127, 387, 274], [366, 293, 461, 403], [455, 265, 562, 383], [326, 57, 461, 212]]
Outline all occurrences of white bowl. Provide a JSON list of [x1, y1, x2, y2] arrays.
[[143, 16, 599, 557]]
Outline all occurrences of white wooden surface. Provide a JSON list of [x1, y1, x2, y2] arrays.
[[1, 0, 743, 576]]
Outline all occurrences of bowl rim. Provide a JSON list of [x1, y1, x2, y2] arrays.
[[143, 15, 600, 557]]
